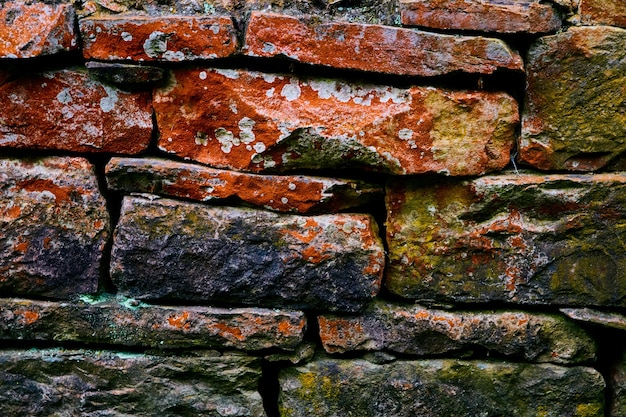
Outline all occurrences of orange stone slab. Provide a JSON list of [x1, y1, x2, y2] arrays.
[[244, 12, 523, 77], [155, 68, 518, 175], [400, 0, 562, 34], [80, 14, 237, 61], [0, 69, 152, 154], [106, 157, 382, 213], [580, 0, 626, 28], [0, 2, 78, 58]]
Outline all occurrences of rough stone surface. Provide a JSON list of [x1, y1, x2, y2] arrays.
[[106, 157, 382, 213], [0, 349, 265, 417], [0, 69, 153, 153], [0, 2, 78, 58], [110, 195, 384, 312], [580, 0, 626, 28], [385, 172, 626, 306], [279, 357, 605, 417], [86, 61, 166, 85], [0, 297, 305, 351], [244, 12, 524, 77], [0, 157, 110, 299], [612, 350, 626, 417], [318, 301, 596, 364], [80, 14, 237, 61], [561, 308, 626, 331], [400, 0, 562, 33], [521, 26, 626, 171], [155, 68, 518, 176]]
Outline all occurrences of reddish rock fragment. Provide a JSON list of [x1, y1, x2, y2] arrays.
[[244, 12, 523, 77], [106, 157, 382, 213], [80, 14, 237, 61], [0, 297, 305, 351], [0, 69, 152, 154], [155, 68, 518, 176], [580, 0, 626, 28], [400, 0, 561, 34], [0, 2, 78, 58], [0, 157, 110, 298]]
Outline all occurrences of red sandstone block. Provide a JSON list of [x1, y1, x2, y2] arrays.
[[244, 12, 523, 77], [80, 14, 237, 61], [580, 0, 626, 28], [155, 68, 518, 176], [400, 0, 562, 34], [0, 2, 78, 58], [0, 69, 152, 154]]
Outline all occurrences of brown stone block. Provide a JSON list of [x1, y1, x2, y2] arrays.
[[155, 68, 518, 176], [0, 2, 78, 58], [580, 0, 626, 28], [0, 69, 153, 153], [244, 12, 523, 76], [80, 14, 238, 61]]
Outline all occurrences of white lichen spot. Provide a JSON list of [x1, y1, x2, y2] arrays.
[[288, 183, 296, 190], [263, 74, 278, 83], [252, 142, 265, 153], [427, 205, 437, 215], [56, 89, 72, 104], [195, 131, 208, 146], [199, 71, 207, 80], [215, 69, 240, 79], [215, 127, 239, 153], [281, 197, 289, 204], [229, 101, 238, 114], [281, 80, 301, 102], [266, 87, 275, 98], [99, 85, 119, 113], [262, 42, 277, 54], [238, 117, 256, 144], [263, 156, 276, 168], [210, 24, 220, 34], [251, 153, 264, 163], [143, 31, 170, 58], [60, 106, 74, 119], [162, 50, 185, 61], [121, 31, 133, 42]]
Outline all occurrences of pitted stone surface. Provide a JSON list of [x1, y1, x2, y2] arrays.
[[155, 68, 518, 176], [0, 157, 109, 298], [0, 69, 152, 153], [580, 0, 626, 28], [110, 195, 384, 312], [244, 12, 524, 76], [385, 172, 626, 306], [521, 26, 626, 171], [80, 14, 237, 61], [318, 300, 596, 364]]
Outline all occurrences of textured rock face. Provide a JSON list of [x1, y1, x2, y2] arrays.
[[279, 358, 605, 417], [521, 26, 626, 171], [385, 173, 626, 306], [0, 297, 305, 351], [111, 196, 384, 312], [80, 15, 238, 61], [613, 351, 626, 417], [106, 157, 382, 213], [155, 68, 518, 175], [244, 12, 523, 76], [318, 301, 596, 364], [580, 0, 626, 28], [0, 157, 110, 298], [399, 0, 561, 33], [0, 69, 153, 153], [0, 349, 266, 417], [0, 2, 78, 58]]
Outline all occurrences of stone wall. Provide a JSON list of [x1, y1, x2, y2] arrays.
[[1, 0, 625, 416]]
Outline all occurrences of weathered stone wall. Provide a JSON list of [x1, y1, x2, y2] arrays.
[[1, 0, 625, 415]]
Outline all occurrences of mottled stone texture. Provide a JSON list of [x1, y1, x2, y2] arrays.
[[244, 12, 523, 76], [0, 349, 266, 417], [80, 15, 237, 61], [86, 61, 166, 85], [580, 0, 626, 28], [561, 308, 626, 331], [318, 301, 596, 364], [0, 297, 305, 351], [111, 195, 384, 312], [0, 69, 153, 153], [385, 173, 626, 306], [106, 157, 382, 213], [0, 157, 109, 298], [0, 2, 78, 58], [279, 358, 605, 417], [613, 350, 626, 417], [521, 26, 626, 171], [400, 0, 561, 33], [155, 68, 518, 176]]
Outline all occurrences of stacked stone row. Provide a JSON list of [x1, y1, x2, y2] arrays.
[[0, 0, 625, 416]]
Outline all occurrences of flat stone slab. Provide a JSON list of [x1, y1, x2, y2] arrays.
[[86, 61, 166, 85], [155, 68, 518, 176], [110, 195, 384, 312], [244, 12, 523, 76], [385, 172, 626, 306], [0, 157, 109, 298], [80, 14, 237, 61], [521, 26, 626, 171], [400, 0, 561, 34], [279, 358, 605, 416], [0, 2, 78, 58], [560, 308, 626, 331], [0, 297, 305, 351], [0, 349, 265, 417], [105, 157, 382, 213], [0, 69, 153, 154], [580, 0, 626, 28], [318, 301, 596, 364]]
